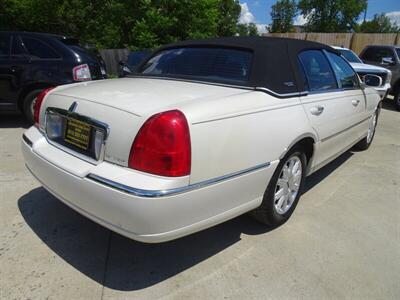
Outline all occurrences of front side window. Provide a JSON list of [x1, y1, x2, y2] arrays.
[[21, 37, 60, 59], [0, 35, 11, 58], [298, 50, 337, 91], [327, 52, 359, 89], [362, 47, 394, 63], [139, 47, 253, 84]]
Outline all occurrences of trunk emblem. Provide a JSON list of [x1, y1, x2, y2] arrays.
[[68, 102, 78, 112]]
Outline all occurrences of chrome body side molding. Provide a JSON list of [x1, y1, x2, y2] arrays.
[[87, 162, 272, 198]]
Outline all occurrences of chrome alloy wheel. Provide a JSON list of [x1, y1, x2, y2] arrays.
[[274, 156, 302, 215], [366, 111, 377, 144]]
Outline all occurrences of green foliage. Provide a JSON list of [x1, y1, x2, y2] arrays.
[[0, 0, 241, 49], [298, 0, 367, 32], [356, 14, 400, 33], [269, 0, 297, 33], [237, 23, 259, 36]]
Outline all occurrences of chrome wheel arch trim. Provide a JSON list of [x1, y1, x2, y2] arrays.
[[87, 162, 272, 198]]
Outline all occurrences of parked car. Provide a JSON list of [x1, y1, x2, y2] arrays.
[[118, 50, 151, 77], [0, 31, 107, 123], [22, 37, 381, 243], [359, 45, 400, 110], [332, 46, 391, 99]]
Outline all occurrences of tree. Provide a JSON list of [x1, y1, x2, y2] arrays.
[[0, 0, 242, 49], [357, 14, 400, 33], [216, 0, 242, 36], [298, 0, 367, 32], [237, 23, 259, 36], [269, 0, 297, 33]]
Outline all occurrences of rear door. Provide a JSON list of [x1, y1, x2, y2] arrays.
[[298, 50, 365, 168]]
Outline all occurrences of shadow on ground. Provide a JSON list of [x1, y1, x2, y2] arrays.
[[18, 188, 270, 291], [0, 112, 29, 129], [18, 151, 352, 291]]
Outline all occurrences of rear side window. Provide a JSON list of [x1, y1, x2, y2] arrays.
[[0, 35, 10, 58], [327, 52, 359, 89], [21, 37, 60, 59], [140, 47, 252, 84], [362, 47, 394, 62], [298, 50, 337, 91], [11, 36, 27, 57]]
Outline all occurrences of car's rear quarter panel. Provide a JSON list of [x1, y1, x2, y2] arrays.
[[182, 91, 315, 184]]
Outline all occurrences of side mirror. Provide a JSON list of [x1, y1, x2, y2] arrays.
[[381, 57, 395, 66], [363, 74, 382, 87]]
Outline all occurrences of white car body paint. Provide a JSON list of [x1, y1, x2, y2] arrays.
[[22, 75, 381, 243]]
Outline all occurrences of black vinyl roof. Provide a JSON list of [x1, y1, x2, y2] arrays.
[[141, 36, 340, 96]]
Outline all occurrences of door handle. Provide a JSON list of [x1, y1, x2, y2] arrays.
[[352, 99, 360, 106], [310, 106, 324, 116]]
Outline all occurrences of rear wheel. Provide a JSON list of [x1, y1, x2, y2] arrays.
[[23, 89, 44, 124], [250, 148, 306, 226]]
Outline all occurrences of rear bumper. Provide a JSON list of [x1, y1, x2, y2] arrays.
[[22, 127, 276, 243]]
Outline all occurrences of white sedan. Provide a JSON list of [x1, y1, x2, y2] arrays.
[[22, 37, 382, 243]]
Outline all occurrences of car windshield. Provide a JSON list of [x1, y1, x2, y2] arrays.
[[127, 51, 149, 67], [139, 47, 253, 84], [338, 49, 362, 63]]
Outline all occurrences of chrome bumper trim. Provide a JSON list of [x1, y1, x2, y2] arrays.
[[22, 134, 33, 147], [87, 162, 271, 198]]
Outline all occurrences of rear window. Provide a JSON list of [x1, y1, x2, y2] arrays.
[[127, 51, 149, 68], [60, 38, 101, 60], [139, 47, 253, 84]]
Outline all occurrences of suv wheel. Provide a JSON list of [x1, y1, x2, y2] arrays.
[[23, 89, 44, 124]]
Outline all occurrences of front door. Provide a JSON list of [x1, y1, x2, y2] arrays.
[[298, 49, 366, 169]]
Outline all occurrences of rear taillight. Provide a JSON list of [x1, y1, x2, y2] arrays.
[[129, 110, 191, 177], [34, 87, 54, 125], [73, 64, 91, 81]]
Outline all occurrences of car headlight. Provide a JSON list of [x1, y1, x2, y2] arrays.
[[386, 70, 392, 84]]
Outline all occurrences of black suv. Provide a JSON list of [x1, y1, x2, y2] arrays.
[[360, 45, 400, 110], [0, 31, 107, 122]]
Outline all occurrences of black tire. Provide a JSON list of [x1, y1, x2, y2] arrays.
[[250, 148, 307, 227], [395, 90, 400, 112], [22, 89, 44, 124], [354, 108, 379, 151]]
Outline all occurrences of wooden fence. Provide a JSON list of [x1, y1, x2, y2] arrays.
[[100, 33, 400, 75], [99, 48, 130, 76], [264, 32, 400, 54]]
